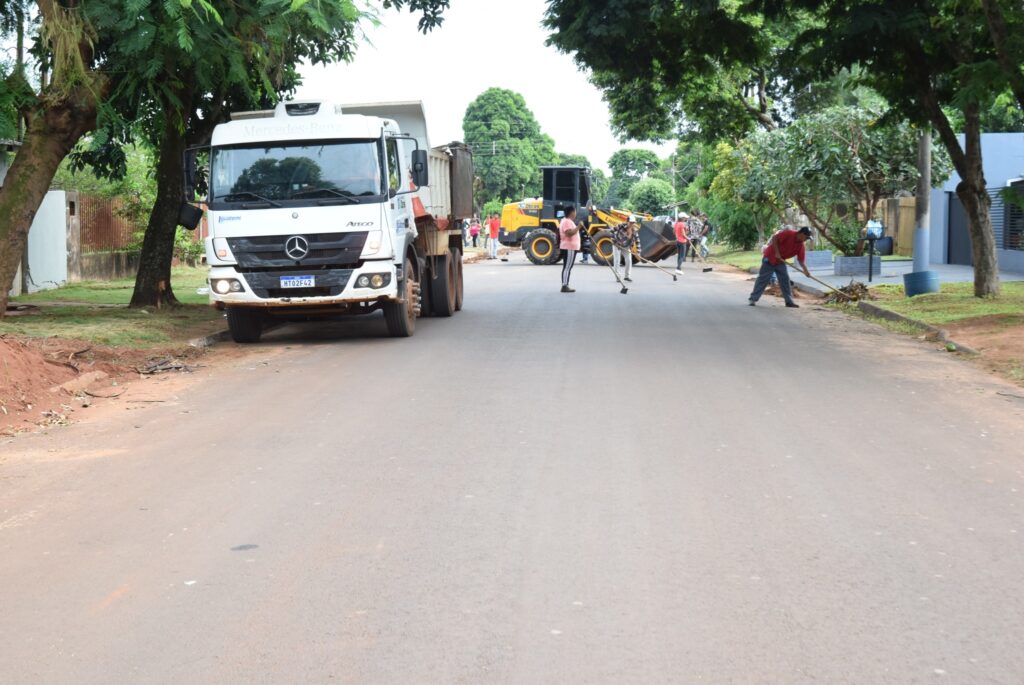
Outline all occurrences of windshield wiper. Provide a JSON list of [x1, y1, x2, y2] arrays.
[[290, 187, 362, 204], [215, 191, 282, 207]]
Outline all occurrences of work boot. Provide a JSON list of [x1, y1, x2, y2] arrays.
[[561, 285, 575, 293], [624, 277, 633, 282], [785, 302, 800, 308], [748, 300, 756, 306]]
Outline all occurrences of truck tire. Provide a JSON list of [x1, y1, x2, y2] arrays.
[[451, 248, 464, 311], [384, 257, 418, 337], [429, 252, 456, 317], [226, 307, 264, 344], [591, 229, 615, 266], [524, 228, 559, 265]]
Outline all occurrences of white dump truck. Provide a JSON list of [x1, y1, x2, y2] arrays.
[[182, 100, 473, 342]]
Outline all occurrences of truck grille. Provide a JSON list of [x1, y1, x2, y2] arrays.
[[227, 232, 368, 269]]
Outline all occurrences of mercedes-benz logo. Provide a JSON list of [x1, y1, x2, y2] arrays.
[[284, 235, 309, 260]]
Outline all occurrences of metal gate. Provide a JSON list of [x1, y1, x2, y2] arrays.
[[947, 193, 973, 266]]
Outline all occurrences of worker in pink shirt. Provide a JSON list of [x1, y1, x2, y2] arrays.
[[559, 205, 583, 293]]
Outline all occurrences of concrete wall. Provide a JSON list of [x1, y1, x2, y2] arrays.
[[929, 133, 1024, 271], [24, 191, 68, 293], [77, 251, 140, 281]]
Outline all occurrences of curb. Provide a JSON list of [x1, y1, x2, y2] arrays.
[[855, 301, 979, 356]]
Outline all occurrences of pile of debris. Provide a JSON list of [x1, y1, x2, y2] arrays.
[[823, 281, 873, 304]]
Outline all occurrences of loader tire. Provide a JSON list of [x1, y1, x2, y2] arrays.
[[226, 307, 264, 344], [591, 229, 615, 266], [524, 228, 559, 265]]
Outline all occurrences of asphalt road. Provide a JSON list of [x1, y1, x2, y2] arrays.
[[2, 256, 1024, 684]]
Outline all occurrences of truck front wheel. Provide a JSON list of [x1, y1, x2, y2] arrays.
[[384, 257, 418, 337], [226, 307, 265, 344]]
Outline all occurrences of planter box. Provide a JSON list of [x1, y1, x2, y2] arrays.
[[804, 250, 833, 270], [834, 255, 880, 277]]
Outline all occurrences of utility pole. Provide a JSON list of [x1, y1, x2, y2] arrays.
[[907, 127, 939, 295]]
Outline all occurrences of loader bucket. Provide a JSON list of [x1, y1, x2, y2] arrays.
[[637, 221, 677, 262]]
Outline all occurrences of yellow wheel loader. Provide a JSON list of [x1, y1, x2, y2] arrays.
[[497, 166, 676, 265]]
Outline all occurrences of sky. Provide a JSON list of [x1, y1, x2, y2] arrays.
[[295, 0, 675, 174]]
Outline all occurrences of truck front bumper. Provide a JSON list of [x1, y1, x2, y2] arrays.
[[208, 263, 399, 308]]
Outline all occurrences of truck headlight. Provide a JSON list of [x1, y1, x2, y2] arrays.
[[356, 273, 390, 289], [212, 278, 243, 294]]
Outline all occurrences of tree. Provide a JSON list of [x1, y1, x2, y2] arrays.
[[0, 0, 109, 316], [606, 148, 661, 206], [544, 0, 805, 141], [780, 0, 1013, 295], [628, 177, 674, 214], [691, 142, 776, 249], [463, 88, 557, 205]]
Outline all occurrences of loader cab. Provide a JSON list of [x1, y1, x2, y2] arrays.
[[540, 166, 592, 223]]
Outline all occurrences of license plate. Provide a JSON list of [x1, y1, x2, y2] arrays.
[[280, 275, 315, 289]]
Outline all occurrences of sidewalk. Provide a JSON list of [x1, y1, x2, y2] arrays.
[[786, 260, 1024, 296]]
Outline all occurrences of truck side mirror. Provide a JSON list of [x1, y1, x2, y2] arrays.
[[411, 149, 429, 187], [177, 202, 203, 231]]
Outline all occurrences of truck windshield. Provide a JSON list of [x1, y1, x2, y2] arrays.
[[210, 140, 383, 206]]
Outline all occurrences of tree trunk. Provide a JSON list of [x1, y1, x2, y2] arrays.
[[0, 91, 97, 315], [956, 106, 1001, 298], [130, 110, 189, 308]]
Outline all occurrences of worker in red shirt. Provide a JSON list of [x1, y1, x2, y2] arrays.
[[673, 215, 689, 274], [748, 226, 813, 308], [487, 214, 501, 259]]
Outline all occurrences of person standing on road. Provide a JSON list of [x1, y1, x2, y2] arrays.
[[674, 215, 689, 274], [469, 218, 480, 248], [748, 226, 813, 308], [487, 213, 501, 259], [560, 205, 582, 293], [611, 215, 638, 282]]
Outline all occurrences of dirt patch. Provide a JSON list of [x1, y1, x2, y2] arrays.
[[0, 334, 208, 436], [944, 314, 1024, 386]]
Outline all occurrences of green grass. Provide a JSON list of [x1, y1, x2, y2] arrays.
[[869, 281, 1024, 326], [3, 267, 223, 348], [12, 266, 209, 306], [711, 249, 763, 272]]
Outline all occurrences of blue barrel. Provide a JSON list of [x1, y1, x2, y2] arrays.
[[903, 270, 940, 297]]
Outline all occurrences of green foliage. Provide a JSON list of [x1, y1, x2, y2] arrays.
[[628, 177, 674, 214], [463, 88, 557, 204], [945, 91, 1024, 132], [481, 197, 506, 218], [606, 148, 662, 206], [544, 0, 810, 141]]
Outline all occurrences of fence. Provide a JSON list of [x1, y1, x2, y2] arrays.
[[78, 193, 136, 253]]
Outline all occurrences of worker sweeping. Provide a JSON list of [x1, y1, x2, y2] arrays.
[[748, 226, 813, 308], [559, 205, 583, 293], [611, 215, 638, 283]]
